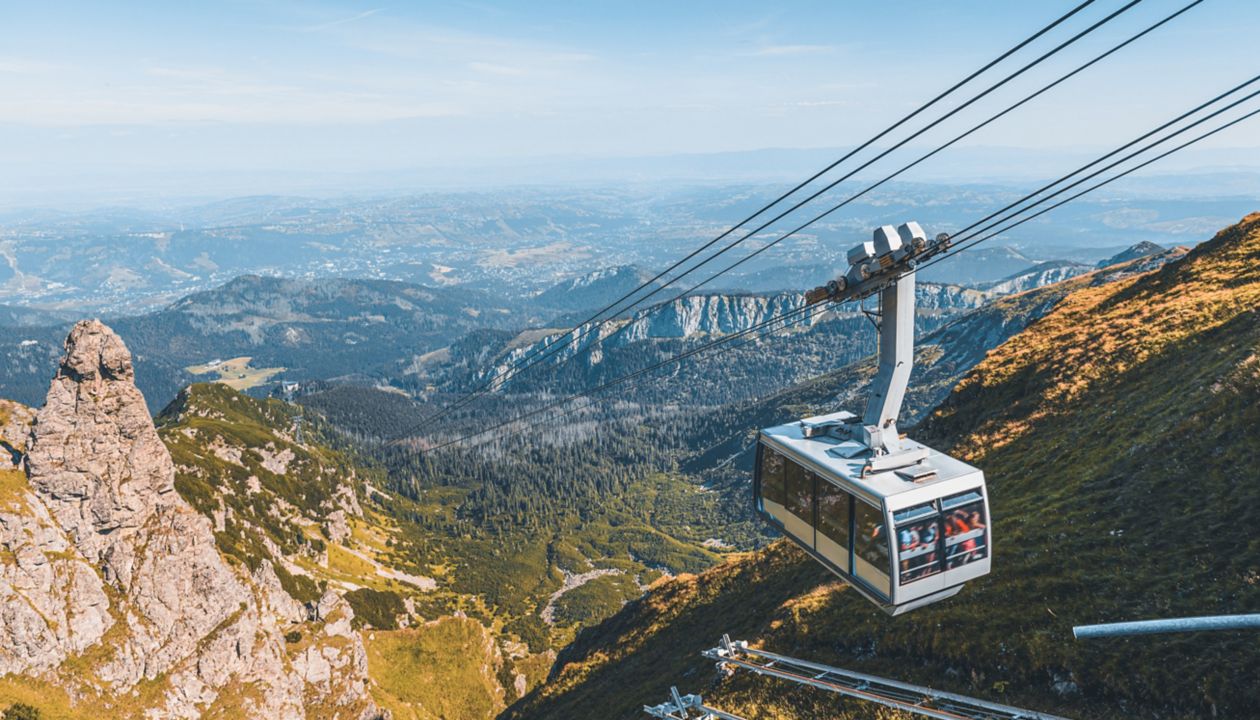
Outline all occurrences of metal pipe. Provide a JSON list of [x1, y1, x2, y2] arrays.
[[1073, 614, 1260, 639]]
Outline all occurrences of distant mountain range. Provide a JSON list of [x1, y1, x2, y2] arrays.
[[0, 240, 1181, 416], [917, 245, 1043, 285], [0, 304, 72, 327], [531, 265, 664, 316], [1097, 239, 1169, 267], [2, 182, 1252, 315], [976, 259, 1094, 294], [0, 275, 515, 411]]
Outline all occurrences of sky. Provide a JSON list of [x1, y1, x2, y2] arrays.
[[2, 0, 1260, 203]]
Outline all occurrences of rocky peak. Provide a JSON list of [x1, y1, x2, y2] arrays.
[[2, 319, 377, 718], [57, 318, 135, 383], [25, 320, 177, 583]]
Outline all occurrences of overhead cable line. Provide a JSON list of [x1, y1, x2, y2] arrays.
[[664, 0, 1203, 300], [402, 0, 1117, 434], [917, 100, 1260, 274], [910, 78, 1260, 274], [448, 0, 1142, 405], [424, 86, 1260, 453], [492, 0, 1201, 384], [924, 74, 1260, 252]]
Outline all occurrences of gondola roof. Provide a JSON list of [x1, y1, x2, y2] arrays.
[[759, 410, 979, 502]]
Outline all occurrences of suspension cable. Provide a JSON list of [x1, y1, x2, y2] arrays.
[[406, 0, 1132, 433], [919, 102, 1260, 276], [669, 0, 1204, 300], [483, 0, 1202, 390], [424, 90, 1260, 453]]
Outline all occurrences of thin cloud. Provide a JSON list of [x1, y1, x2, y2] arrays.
[[748, 44, 836, 57], [545, 52, 598, 64], [0, 58, 62, 74], [300, 8, 384, 33], [0, 94, 463, 126], [790, 99, 854, 108], [469, 61, 526, 77]]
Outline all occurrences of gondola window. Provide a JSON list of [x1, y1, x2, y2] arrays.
[[854, 500, 891, 595], [816, 480, 851, 572]]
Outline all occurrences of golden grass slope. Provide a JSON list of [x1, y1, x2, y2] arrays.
[[366, 617, 506, 720]]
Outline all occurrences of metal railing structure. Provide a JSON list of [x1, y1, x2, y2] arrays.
[[702, 636, 1069, 720], [643, 687, 748, 720]]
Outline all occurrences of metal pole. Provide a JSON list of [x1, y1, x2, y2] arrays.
[[1073, 614, 1260, 639]]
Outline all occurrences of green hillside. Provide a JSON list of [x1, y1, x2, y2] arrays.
[[153, 384, 543, 715], [506, 214, 1260, 720], [153, 382, 743, 711]]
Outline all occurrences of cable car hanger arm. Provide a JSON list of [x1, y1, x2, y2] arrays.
[[801, 222, 950, 465]]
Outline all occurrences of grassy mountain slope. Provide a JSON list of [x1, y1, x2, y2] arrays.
[[506, 214, 1260, 720], [153, 383, 739, 716], [152, 383, 548, 717]]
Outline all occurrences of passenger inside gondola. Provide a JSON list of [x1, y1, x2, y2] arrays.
[[897, 516, 941, 582], [945, 505, 988, 568]]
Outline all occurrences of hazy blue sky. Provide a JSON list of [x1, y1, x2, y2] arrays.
[[3, 0, 1259, 201]]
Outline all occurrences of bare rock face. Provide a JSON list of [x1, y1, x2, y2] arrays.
[[26, 321, 249, 690], [0, 473, 112, 675], [323, 509, 352, 544], [25, 321, 178, 587], [0, 400, 34, 467], [2, 320, 378, 719]]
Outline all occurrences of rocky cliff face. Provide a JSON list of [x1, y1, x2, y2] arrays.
[[25, 321, 190, 590], [618, 292, 818, 341], [0, 400, 32, 466], [481, 285, 986, 384], [478, 292, 802, 385], [0, 320, 378, 719], [0, 463, 111, 678]]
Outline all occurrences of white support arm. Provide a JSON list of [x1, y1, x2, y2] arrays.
[[862, 271, 915, 454]]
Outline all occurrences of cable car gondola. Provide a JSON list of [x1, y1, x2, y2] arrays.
[[753, 222, 991, 615]]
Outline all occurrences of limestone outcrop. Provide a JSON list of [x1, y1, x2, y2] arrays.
[[0, 320, 380, 719]]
